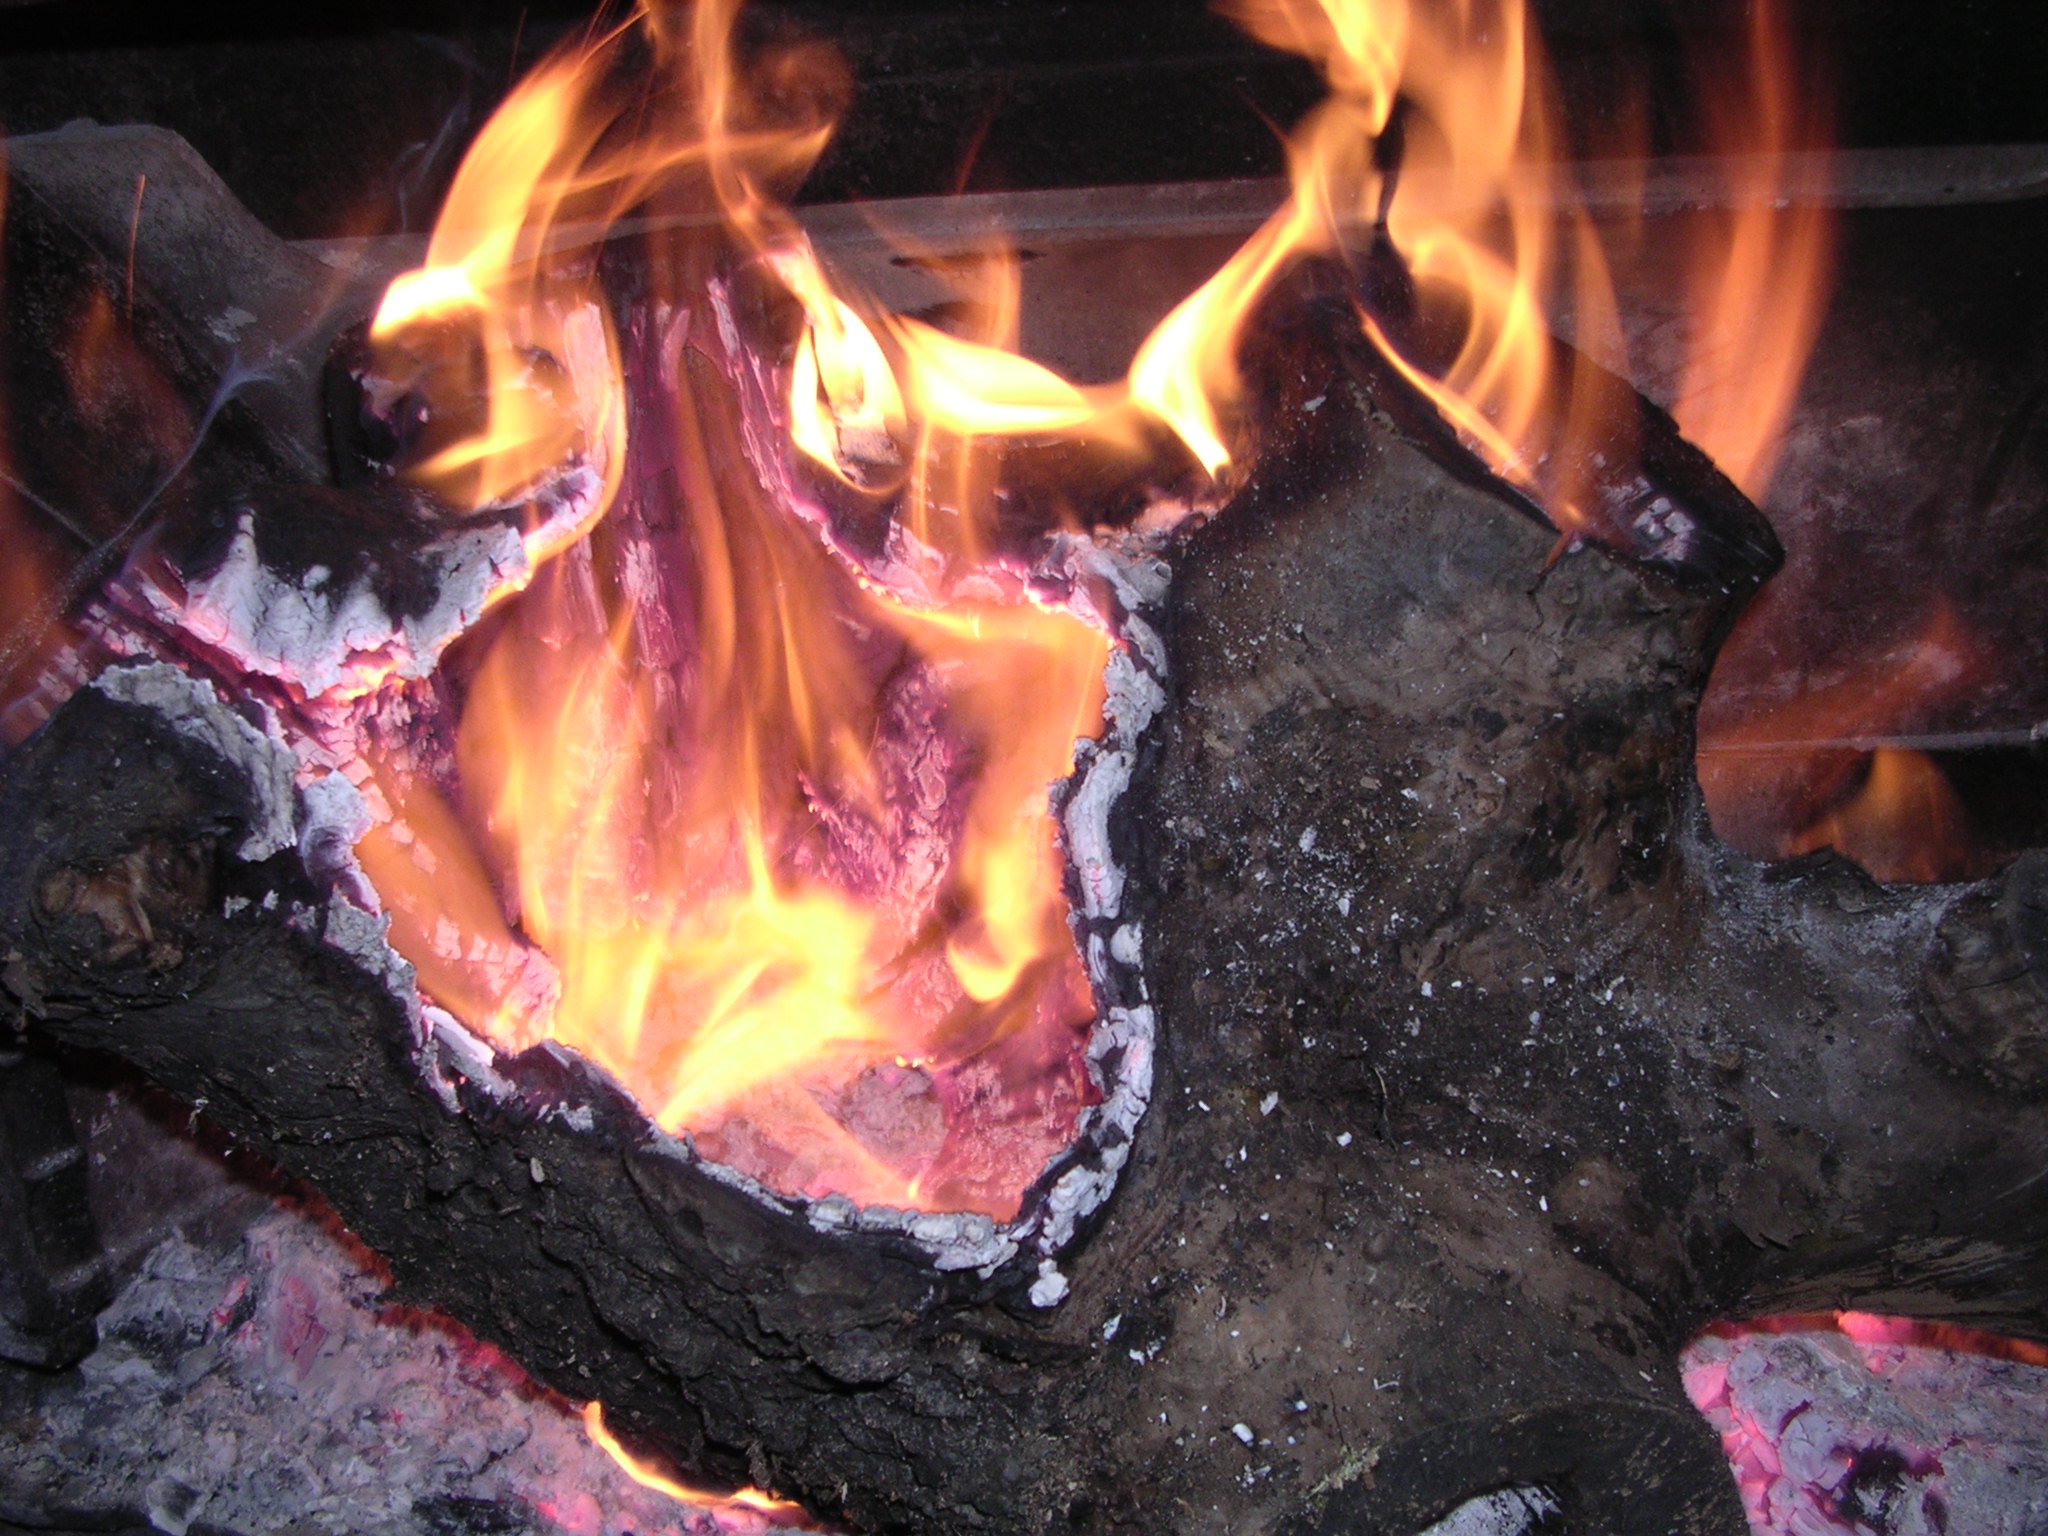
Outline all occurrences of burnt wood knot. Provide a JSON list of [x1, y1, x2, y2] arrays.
[[35, 835, 214, 972]]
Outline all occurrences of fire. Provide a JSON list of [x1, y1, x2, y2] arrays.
[[1785, 748, 1976, 886], [1697, 602, 2004, 884], [1669, 0, 1836, 500], [359, 0, 1109, 1218], [366, 34, 627, 527], [1192, 0, 1832, 526], [440, 505, 1107, 1212], [358, 0, 1839, 1216], [582, 1402, 800, 1518]]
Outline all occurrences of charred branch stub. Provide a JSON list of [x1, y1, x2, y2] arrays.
[[1338, 248, 1784, 594]]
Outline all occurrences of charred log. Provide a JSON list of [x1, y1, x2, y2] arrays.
[[1, 136, 2042, 1528]]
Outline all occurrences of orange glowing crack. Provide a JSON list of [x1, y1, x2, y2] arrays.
[[582, 1401, 802, 1517]]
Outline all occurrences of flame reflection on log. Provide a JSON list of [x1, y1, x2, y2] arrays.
[[1697, 603, 2007, 884]]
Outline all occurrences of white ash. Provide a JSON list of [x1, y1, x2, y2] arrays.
[[90, 663, 298, 861], [1026, 1259, 1070, 1308], [163, 511, 521, 699], [306, 891, 419, 1013], [420, 1006, 517, 1113], [0, 1206, 813, 1536], [298, 768, 372, 859], [1411, 1487, 1561, 1536], [1062, 745, 1135, 922], [142, 463, 601, 704]]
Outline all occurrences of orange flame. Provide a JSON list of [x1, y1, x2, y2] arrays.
[[368, 33, 627, 524], [1784, 747, 1978, 885], [773, 0, 1835, 526], [582, 1401, 800, 1517], [1697, 603, 2002, 883], [1117, 0, 1834, 523], [364, 1, 1107, 1218], [1670, 0, 1836, 500]]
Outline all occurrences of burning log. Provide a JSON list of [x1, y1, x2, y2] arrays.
[[1338, 126, 1785, 595], [10, 348, 2048, 1530], [4, 1, 2046, 1531], [0, 125, 327, 708]]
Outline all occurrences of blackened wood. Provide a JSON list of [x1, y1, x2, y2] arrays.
[[0, 1049, 110, 1369], [1140, 372, 2048, 1353]]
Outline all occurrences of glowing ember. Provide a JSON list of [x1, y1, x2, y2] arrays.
[[1683, 1314, 2048, 1535]]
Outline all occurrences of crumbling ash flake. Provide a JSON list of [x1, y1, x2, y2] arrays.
[[91, 663, 298, 860], [1414, 1486, 1561, 1536], [152, 465, 602, 707], [315, 892, 418, 1012]]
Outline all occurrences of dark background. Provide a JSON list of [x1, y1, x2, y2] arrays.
[[0, 0, 2043, 239]]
